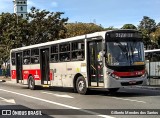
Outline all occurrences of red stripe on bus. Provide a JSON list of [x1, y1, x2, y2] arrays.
[[11, 69, 53, 80], [113, 70, 145, 77], [11, 70, 16, 79]]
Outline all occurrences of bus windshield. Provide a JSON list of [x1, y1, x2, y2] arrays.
[[106, 41, 144, 66]]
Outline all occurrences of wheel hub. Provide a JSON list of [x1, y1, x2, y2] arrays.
[[78, 80, 84, 91]]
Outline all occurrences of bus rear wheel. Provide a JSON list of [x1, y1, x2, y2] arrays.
[[28, 76, 36, 90], [76, 76, 87, 95]]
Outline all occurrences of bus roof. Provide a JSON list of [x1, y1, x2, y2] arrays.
[[10, 29, 140, 52], [11, 31, 107, 52]]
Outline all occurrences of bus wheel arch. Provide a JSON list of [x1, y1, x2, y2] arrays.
[[28, 75, 36, 90], [73, 73, 84, 93], [74, 75, 87, 95]]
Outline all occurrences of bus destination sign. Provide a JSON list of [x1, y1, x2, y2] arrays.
[[110, 32, 142, 38]]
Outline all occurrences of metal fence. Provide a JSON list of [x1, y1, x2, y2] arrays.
[[146, 60, 160, 86]]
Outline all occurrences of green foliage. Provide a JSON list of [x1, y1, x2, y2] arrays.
[[25, 7, 68, 45], [138, 16, 157, 49], [121, 24, 137, 29], [138, 16, 156, 34], [157, 22, 160, 27], [0, 7, 68, 64], [0, 13, 25, 63], [104, 26, 118, 30], [1, 8, 160, 64], [2, 69, 7, 76], [151, 28, 160, 46], [65, 22, 104, 38]]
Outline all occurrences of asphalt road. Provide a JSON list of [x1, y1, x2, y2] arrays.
[[0, 81, 160, 118]]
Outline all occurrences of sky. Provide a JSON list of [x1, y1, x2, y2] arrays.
[[0, 0, 160, 28]]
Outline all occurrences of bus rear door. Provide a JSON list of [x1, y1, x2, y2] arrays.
[[40, 48, 50, 85], [15, 52, 23, 83]]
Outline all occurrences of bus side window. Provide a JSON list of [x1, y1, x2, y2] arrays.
[[51, 45, 58, 62], [71, 41, 84, 61], [11, 52, 16, 65], [31, 48, 39, 64], [59, 43, 70, 62], [23, 50, 30, 65]]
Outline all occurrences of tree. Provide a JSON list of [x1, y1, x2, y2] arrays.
[[121, 24, 137, 29], [0, 7, 68, 66], [65, 22, 104, 38], [104, 26, 118, 30], [138, 16, 156, 49], [138, 16, 156, 33], [152, 27, 160, 47], [156, 22, 160, 28], [0, 13, 25, 67], [26, 7, 68, 45]]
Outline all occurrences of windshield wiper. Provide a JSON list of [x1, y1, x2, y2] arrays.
[[130, 42, 140, 62], [115, 41, 129, 60]]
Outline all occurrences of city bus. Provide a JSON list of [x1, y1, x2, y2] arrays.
[[145, 49, 160, 78], [10, 30, 147, 94]]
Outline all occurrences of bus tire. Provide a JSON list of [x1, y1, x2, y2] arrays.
[[108, 88, 119, 93], [28, 76, 36, 90], [76, 76, 87, 95]]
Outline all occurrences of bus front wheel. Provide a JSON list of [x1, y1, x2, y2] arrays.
[[28, 76, 36, 90], [76, 76, 87, 95]]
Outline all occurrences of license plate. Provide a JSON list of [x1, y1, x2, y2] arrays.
[[129, 81, 136, 84]]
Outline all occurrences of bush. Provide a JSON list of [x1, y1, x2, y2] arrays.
[[2, 69, 7, 77]]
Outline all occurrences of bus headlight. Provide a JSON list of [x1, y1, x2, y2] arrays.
[[107, 72, 120, 80]]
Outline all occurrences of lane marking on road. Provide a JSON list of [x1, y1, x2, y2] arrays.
[[0, 89, 114, 118], [42, 92, 74, 98], [110, 97, 146, 103], [0, 97, 16, 104]]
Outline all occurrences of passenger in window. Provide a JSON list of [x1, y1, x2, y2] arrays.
[[52, 55, 58, 62], [72, 52, 77, 60], [12, 60, 15, 65], [65, 54, 70, 61], [61, 55, 65, 61], [35, 58, 39, 63], [77, 51, 83, 60], [24, 59, 29, 64]]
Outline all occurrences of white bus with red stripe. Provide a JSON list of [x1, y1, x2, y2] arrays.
[[10, 30, 147, 94]]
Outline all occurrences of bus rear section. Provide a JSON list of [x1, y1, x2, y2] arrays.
[[10, 48, 52, 89]]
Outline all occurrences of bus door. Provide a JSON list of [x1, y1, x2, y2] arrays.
[[15, 52, 23, 83], [40, 48, 50, 85], [88, 41, 104, 87]]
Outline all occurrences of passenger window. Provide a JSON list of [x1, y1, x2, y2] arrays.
[[11, 52, 16, 65], [31, 48, 39, 64], [59, 43, 70, 62], [71, 41, 85, 61], [23, 50, 30, 64], [51, 45, 59, 62]]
